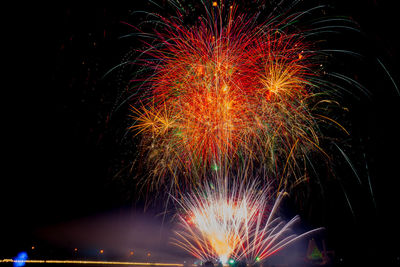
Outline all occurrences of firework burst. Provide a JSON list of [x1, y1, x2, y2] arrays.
[[126, 1, 336, 191], [171, 178, 322, 263]]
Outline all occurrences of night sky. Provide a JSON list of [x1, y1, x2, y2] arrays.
[[3, 1, 400, 266]]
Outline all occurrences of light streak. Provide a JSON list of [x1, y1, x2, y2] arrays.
[[0, 259, 186, 266]]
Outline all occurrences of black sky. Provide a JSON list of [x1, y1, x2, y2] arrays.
[[3, 1, 400, 266]]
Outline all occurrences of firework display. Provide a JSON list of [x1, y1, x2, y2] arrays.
[[123, 0, 350, 264]]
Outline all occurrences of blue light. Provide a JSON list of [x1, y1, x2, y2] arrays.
[[13, 252, 28, 267]]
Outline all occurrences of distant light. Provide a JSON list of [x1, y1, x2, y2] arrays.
[[74, 248, 78, 252], [228, 259, 235, 264], [13, 252, 28, 267], [130, 251, 134, 256], [212, 2, 218, 7], [100, 250, 104, 254], [255, 257, 260, 262], [31, 246, 35, 250], [147, 253, 151, 257]]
